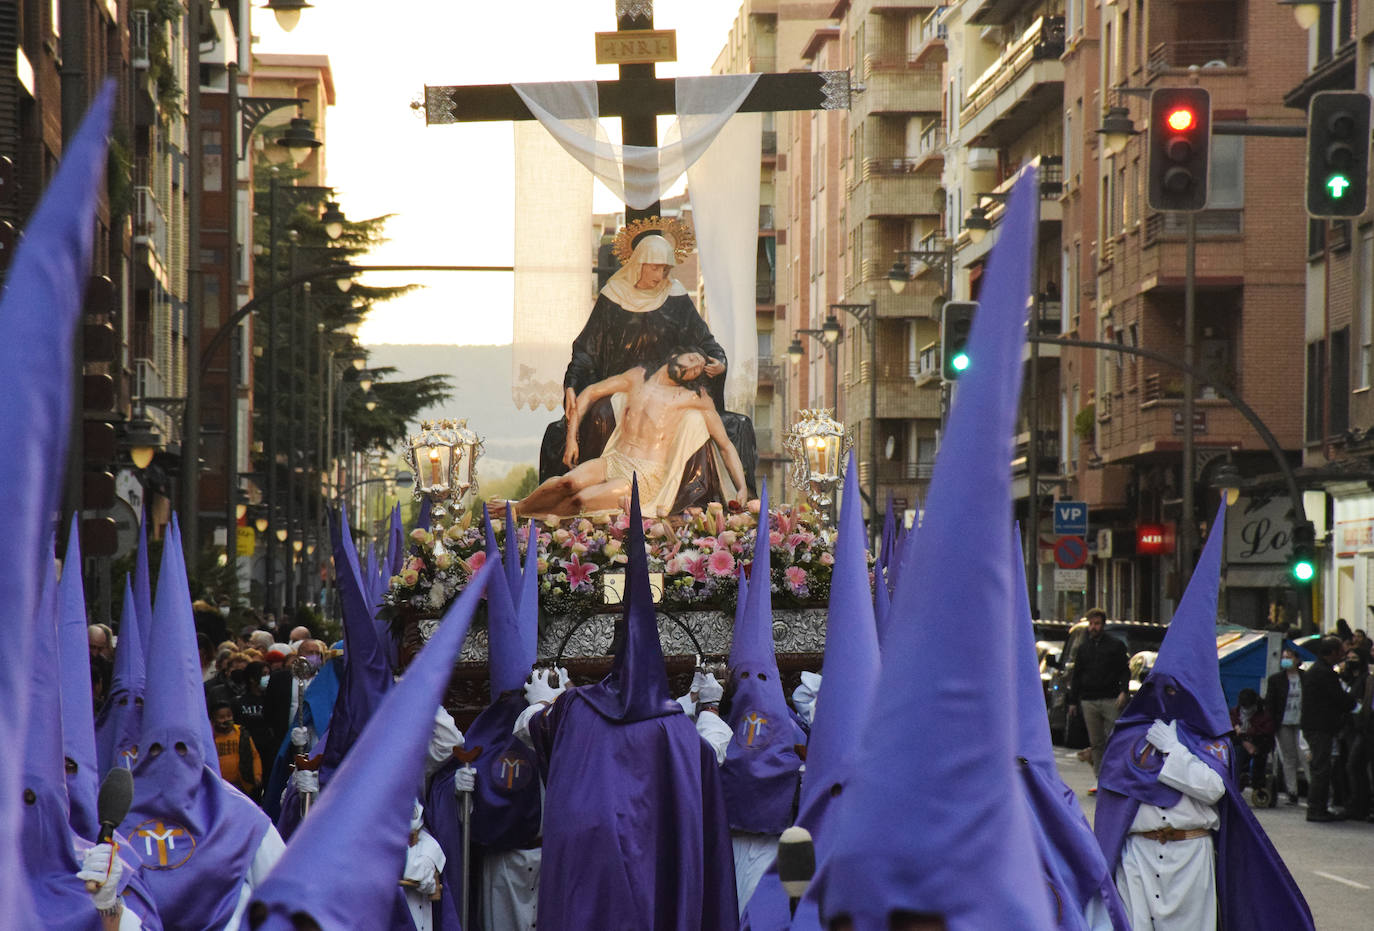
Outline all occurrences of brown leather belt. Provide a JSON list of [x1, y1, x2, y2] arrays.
[[1132, 826, 1212, 844]]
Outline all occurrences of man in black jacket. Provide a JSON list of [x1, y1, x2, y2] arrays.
[[1067, 608, 1130, 788], [1303, 637, 1351, 821]]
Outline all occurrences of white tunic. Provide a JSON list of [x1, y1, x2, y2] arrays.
[[225, 826, 287, 931], [402, 829, 446, 931], [480, 847, 541, 931], [731, 832, 779, 916], [1114, 745, 1225, 931]]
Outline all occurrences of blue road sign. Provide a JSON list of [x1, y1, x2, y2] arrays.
[[1053, 501, 1088, 536]]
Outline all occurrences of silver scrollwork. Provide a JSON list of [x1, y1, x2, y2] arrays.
[[424, 85, 457, 125], [819, 71, 852, 110], [616, 0, 654, 21]]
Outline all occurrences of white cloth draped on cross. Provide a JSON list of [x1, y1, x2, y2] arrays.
[[511, 76, 762, 413]]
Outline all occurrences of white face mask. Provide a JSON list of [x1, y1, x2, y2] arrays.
[[259, 675, 270, 690]]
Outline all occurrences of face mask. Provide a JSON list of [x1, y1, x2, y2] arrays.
[[1280, 658, 1295, 670], [219, 606, 230, 617], [259, 675, 270, 690]]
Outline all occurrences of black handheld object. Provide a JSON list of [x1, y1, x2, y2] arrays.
[[96, 767, 134, 844], [777, 825, 816, 916]]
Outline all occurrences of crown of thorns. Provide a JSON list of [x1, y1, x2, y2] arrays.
[[611, 216, 696, 266]]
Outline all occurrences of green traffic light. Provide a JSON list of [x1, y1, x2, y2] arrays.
[[1327, 174, 1352, 198], [951, 352, 970, 372], [1292, 560, 1316, 583]]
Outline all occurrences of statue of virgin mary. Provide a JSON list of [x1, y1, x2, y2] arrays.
[[537, 231, 757, 510]]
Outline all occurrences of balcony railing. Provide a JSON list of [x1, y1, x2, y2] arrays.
[[759, 205, 775, 230], [758, 360, 780, 385], [917, 124, 946, 159], [864, 55, 945, 76], [1143, 209, 1244, 245], [963, 16, 1065, 120], [756, 281, 776, 305], [762, 131, 777, 156], [919, 12, 948, 46], [1147, 40, 1245, 73]]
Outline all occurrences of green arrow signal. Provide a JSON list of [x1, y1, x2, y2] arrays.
[[1327, 173, 1352, 198]]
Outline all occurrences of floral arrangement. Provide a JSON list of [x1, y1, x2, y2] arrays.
[[378, 499, 845, 622]]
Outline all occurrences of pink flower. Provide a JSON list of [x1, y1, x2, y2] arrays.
[[718, 530, 738, 548], [465, 551, 487, 573], [612, 513, 631, 532], [784, 566, 808, 593], [696, 536, 718, 552], [707, 550, 735, 577], [561, 553, 599, 591], [819, 551, 835, 566], [747, 498, 762, 514], [681, 554, 709, 582], [788, 532, 814, 550], [769, 530, 785, 548], [406, 557, 426, 573], [664, 555, 683, 575]]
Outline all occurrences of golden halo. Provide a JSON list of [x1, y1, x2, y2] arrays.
[[611, 216, 696, 266]]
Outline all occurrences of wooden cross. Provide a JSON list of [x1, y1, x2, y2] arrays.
[[422, 0, 851, 225]]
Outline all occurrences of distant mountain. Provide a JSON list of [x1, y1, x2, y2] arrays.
[[362, 343, 553, 475]]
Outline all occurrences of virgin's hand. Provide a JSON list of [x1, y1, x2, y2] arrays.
[[704, 358, 725, 377], [563, 442, 580, 468]]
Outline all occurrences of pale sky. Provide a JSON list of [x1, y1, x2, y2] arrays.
[[254, 0, 746, 346]]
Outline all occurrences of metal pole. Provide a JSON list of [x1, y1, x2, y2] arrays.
[[183, 0, 204, 562], [265, 169, 279, 619], [868, 302, 878, 546], [285, 237, 298, 615], [1180, 214, 1197, 592], [224, 61, 241, 606]]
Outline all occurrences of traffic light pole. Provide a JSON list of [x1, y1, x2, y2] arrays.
[[1180, 214, 1197, 586], [1028, 334, 1311, 633]]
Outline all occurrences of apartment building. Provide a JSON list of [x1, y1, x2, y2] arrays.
[[1286, 1, 1374, 632], [1058, 0, 1308, 624]]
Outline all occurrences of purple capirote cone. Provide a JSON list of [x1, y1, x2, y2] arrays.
[[250, 563, 495, 931], [58, 513, 100, 841], [720, 480, 805, 835], [740, 453, 881, 929], [484, 510, 536, 696], [577, 476, 682, 722], [816, 167, 1053, 931], [0, 79, 114, 924], [95, 577, 146, 775]]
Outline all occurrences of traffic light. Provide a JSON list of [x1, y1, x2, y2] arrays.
[[941, 301, 977, 381], [1306, 90, 1371, 219], [1147, 87, 1211, 212], [1290, 521, 1317, 585]]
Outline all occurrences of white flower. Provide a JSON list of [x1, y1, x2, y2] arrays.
[[428, 584, 447, 610]]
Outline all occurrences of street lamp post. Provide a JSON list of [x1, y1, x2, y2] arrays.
[[788, 317, 842, 411], [831, 302, 878, 541]]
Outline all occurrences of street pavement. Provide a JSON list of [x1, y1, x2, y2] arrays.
[[1056, 748, 1374, 929]]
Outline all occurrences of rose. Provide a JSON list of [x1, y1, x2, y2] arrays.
[[388, 574, 405, 588], [444, 524, 466, 541], [434, 552, 453, 570], [544, 516, 561, 529], [553, 528, 572, 546], [747, 499, 762, 514], [410, 528, 433, 544], [648, 522, 668, 539], [401, 568, 420, 586], [406, 556, 426, 573], [718, 530, 738, 548], [491, 518, 503, 536], [819, 551, 835, 566], [575, 518, 593, 535], [570, 541, 589, 556], [603, 540, 623, 559]]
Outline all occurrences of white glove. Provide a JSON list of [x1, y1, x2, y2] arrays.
[[77, 843, 123, 911], [1146, 719, 1181, 754], [453, 766, 477, 794], [291, 769, 320, 794], [290, 726, 311, 749], [410, 801, 425, 833], [524, 668, 567, 706], [696, 673, 724, 704], [402, 842, 440, 896], [690, 667, 712, 695]]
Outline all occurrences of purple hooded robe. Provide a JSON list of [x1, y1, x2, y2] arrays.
[[527, 481, 739, 930]]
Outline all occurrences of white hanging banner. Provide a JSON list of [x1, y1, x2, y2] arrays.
[[688, 111, 762, 413], [512, 121, 594, 411], [512, 74, 761, 209]]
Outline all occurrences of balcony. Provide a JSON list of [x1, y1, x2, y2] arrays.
[[1010, 431, 1061, 477], [756, 281, 776, 305], [848, 161, 943, 219], [133, 186, 170, 288], [959, 16, 1065, 148], [912, 10, 948, 66], [758, 360, 781, 388], [1148, 40, 1245, 74], [854, 361, 942, 419], [132, 10, 150, 69], [912, 123, 946, 172], [759, 205, 775, 231], [854, 60, 943, 117]]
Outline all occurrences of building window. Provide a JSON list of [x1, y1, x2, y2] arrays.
[[1208, 136, 1244, 208], [1307, 339, 1326, 443]]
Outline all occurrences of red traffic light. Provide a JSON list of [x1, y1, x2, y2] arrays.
[[1165, 107, 1196, 132]]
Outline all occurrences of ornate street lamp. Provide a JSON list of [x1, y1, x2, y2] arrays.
[[264, 0, 312, 33], [274, 116, 321, 166], [320, 201, 346, 241], [404, 419, 485, 520], [784, 409, 852, 514]]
